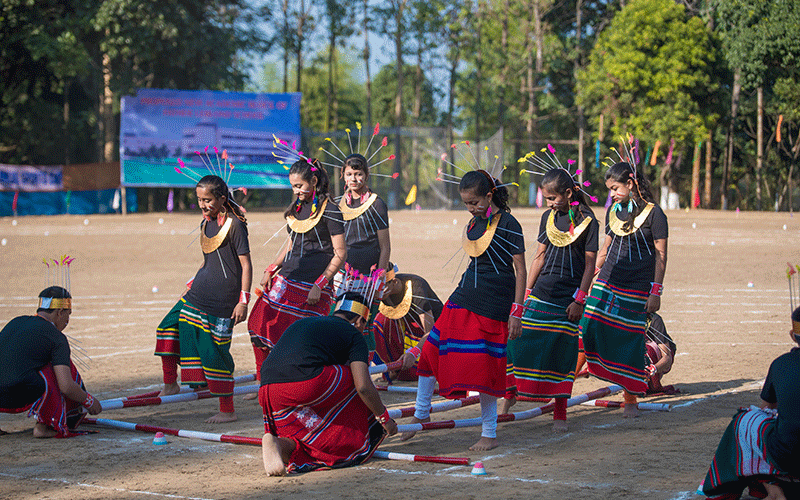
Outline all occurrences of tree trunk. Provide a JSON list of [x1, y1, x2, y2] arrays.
[[723, 69, 741, 210], [295, 0, 306, 94], [575, 0, 584, 184], [691, 141, 701, 208], [756, 85, 763, 210], [525, 2, 536, 148], [704, 129, 713, 207], [475, 1, 483, 142], [363, 0, 372, 129], [326, 32, 336, 132], [447, 53, 458, 202], [282, 0, 290, 93], [391, 0, 406, 210]]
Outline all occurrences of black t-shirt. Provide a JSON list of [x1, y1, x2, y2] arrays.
[[448, 211, 526, 321], [280, 199, 345, 283], [185, 215, 250, 318], [645, 313, 676, 355], [0, 315, 71, 389], [343, 194, 389, 274], [760, 348, 800, 476], [382, 273, 443, 325], [597, 202, 668, 289], [532, 207, 599, 307], [260, 315, 369, 384]]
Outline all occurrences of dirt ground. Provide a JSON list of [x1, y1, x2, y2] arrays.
[[1, 207, 797, 500]]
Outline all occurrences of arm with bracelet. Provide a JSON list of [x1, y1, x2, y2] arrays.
[[566, 249, 598, 322], [307, 233, 347, 305], [508, 252, 528, 341], [231, 252, 252, 324], [645, 238, 667, 313]]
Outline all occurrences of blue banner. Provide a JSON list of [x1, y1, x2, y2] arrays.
[[120, 89, 301, 189], [0, 164, 63, 192]]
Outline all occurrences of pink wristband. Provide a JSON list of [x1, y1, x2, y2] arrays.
[[376, 408, 392, 425], [265, 264, 278, 275], [573, 288, 587, 305], [649, 282, 663, 296], [186, 278, 194, 289], [239, 290, 251, 304], [406, 346, 422, 360], [314, 275, 329, 289], [82, 393, 95, 410], [510, 303, 524, 319], [525, 287, 533, 298]]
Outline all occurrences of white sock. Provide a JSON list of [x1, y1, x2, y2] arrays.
[[413, 376, 436, 420], [480, 393, 498, 439]]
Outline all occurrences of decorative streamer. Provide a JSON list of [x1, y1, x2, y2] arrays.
[[579, 400, 670, 411]]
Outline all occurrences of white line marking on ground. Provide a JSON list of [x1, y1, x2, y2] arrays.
[[0, 472, 216, 500], [671, 379, 765, 409]]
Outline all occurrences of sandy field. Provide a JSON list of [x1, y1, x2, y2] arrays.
[[0, 207, 797, 500]]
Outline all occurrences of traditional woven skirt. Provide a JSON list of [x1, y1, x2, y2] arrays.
[[580, 280, 648, 395], [248, 275, 333, 349], [259, 364, 385, 473], [373, 312, 425, 381], [703, 407, 800, 499], [154, 298, 235, 396], [0, 362, 86, 437], [417, 301, 508, 398], [506, 296, 579, 399]]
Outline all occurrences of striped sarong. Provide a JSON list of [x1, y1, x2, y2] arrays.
[[373, 312, 425, 381], [580, 280, 648, 395], [154, 298, 234, 396], [1, 362, 87, 437], [506, 296, 579, 399], [418, 301, 508, 398], [703, 406, 800, 499], [259, 364, 385, 473], [248, 275, 333, 349]]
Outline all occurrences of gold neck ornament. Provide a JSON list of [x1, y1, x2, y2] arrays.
[[545, 209, 593, 247], [462, 212, 501, 258], [286, 198, 329, 234], [608, 202, 654, 236], [379, 280, 413, 319], [200, 215, 233, 254], [339, 192, 377, 221]]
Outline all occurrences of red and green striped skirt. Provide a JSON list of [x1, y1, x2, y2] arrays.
[[579, 280, 648, 396], [506, 296, 579, 399], [372, 311, 426, 381], [155, 298, 235, 396]]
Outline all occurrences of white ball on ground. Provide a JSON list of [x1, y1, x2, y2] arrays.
[[83, 219, 89, 225], [747, 282, 754, 288], [11, 220, 17, 226], [158, 218, 164, 225], [152, 286, 159, 293], [1, 238, 6, 246], [453, 219, 458, 225]]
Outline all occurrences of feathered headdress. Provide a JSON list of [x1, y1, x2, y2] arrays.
[[334, 263, 387, 321], [40, 255, 74, 310]]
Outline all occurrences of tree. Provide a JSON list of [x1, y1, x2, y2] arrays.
[[577, 0, 719, 199]]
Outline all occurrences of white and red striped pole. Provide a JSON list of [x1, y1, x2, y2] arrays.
[[372, 450, 469, 466], [99, 384, 259, 411], [84, 418, 262, 445], [581, 400, 670, 412], [369, 360, 403, 375], [85, 418, 470, 467], [396, 385, 623, 433], [105, 374, 257, 403]]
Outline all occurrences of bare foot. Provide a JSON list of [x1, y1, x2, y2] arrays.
[[205, 411, 238, 423], [242, 392, 258, 401], [763, 482, 787, 500], [552, 420, 568, 433], [262, 434, 287, 476], [399, 415, 430, 441], [33, 423, 57, 438], [159, 382, 180, 397], [622, 403, 640, 418], [499, 396, 516, 415], [469, 436, 498, 451]]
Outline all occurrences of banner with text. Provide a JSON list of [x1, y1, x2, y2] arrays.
[[120, 88, 301, 188], [0, 164, 63, 192]]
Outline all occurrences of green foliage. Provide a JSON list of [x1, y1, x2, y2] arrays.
[[372, 63, 437, 127], [577, 0, 719, 146]]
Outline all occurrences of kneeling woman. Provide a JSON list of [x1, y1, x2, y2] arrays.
[[259, 291, 398, 475]]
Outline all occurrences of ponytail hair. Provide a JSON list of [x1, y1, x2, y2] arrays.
[[196, 175, 247, 225], [540, 168, 591, 222], [284, 158, 331, 217], [459, 170, 510, 213], [605, 162, 655, 231]]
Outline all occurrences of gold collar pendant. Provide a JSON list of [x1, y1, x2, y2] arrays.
[[608, 202, 654, 236], [200, 215, 233, 254], [287, 198, 329, 234], [339, 192, 377, 221], [462, 212, 501, 258], [545, 209, 593, 247], [379, 280, 413, 319]]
